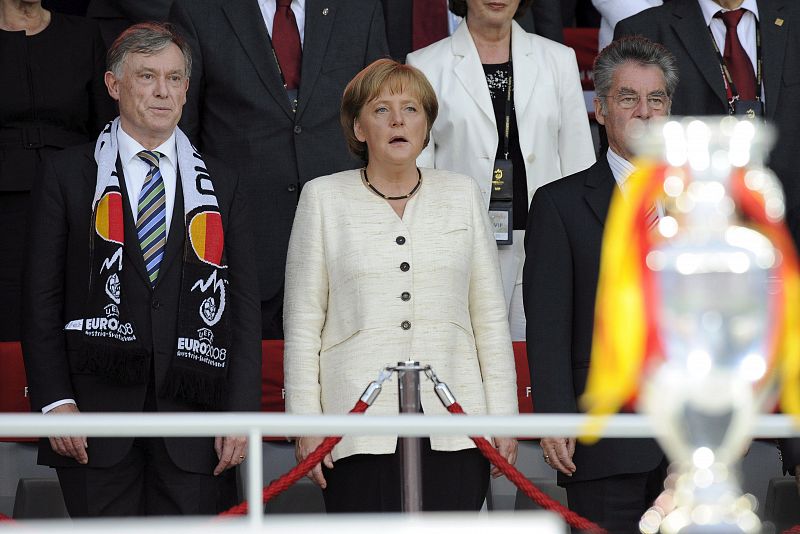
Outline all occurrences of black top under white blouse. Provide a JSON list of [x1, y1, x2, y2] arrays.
[[483, 61, 529, 231]]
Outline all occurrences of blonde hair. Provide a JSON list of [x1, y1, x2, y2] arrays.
[[340, 59, 438, 162]]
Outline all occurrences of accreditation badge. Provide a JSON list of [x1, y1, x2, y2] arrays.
[[733, 99, 764, 120], [489, 204, 512, 245], [490, 159, 514, 245]]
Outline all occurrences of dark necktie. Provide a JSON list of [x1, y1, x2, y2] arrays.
[[715, 9, 756, 101], [412, 0, 449, 51], [137, 150, 167, 286], [273, 0, 302, 90]]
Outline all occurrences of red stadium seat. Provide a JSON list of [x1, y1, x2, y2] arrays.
[[0, 342, 34, 442]]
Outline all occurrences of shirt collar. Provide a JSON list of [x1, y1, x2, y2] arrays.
[[699, 0, 760, 26], [117, 123, 177, 168], [260, 0, 305, 12], [606, 148, 635, 191]]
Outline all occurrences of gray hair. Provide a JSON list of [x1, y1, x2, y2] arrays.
[[593, 36, 679, 114], [107, 22, 192, 79]]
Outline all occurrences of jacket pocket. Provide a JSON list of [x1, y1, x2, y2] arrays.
[[320, 328, 361, 354]]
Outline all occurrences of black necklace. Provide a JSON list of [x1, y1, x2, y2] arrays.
[[362, 167, 422, 200]]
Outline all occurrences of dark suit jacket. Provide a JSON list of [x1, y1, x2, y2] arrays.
[[169, 0, 389, 302], [614, 0, 800, 235], [22, 141, 261, 475], [561, 0, 601, 28], [86, 0, 174, 46], [526, 0, 566, 43], [86, 0, 172, 19], [523, 157, 664, 485], [616, 0, 800, 472], [780, 438, 800, 474], [381, 0, 563, 61]]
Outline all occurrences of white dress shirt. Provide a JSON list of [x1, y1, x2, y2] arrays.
[[699, 0, 759, 76], [259, 0, 306, 46], [607, 147, 665, 217], [607, 147, 635, 191], [117, 125, 177, 236], [42, 125, 179, 414], [41, 397, 78, 414]]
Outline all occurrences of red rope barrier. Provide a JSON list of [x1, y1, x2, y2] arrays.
[[446, 402, 607, 534], [0, 372, 791, 533], [217, 400, 369, 517], [213, 379, 605, 532]]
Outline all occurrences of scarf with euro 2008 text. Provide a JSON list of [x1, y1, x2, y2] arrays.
[[79, 117, 231, 409]]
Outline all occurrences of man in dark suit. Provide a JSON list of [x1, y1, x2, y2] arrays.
[[22, 22, 261, 517], [614, 0, 800, 494], [169, 0, 389, 340], [86, 0, 174, 47], [780, 440, 800, 496], [614, 0, 800, 237], [523, 36, 677, 533]]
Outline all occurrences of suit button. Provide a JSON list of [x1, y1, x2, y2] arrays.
[[293, 125, 302, 134], [396, 236, 406, 245], [401, 320, 411, 330], [401, 292, 410, 301], [152, 298, 161, 310], [287, 183, 297, 192], [400, 262, 410, 272]]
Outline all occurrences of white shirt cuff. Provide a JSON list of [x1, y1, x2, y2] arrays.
[[42, 399, 77, 414]]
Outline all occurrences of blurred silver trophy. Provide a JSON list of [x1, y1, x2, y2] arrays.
[[633, 117, 786, 533]]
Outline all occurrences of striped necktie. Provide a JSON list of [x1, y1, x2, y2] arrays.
[[136, 150, 167, 286]]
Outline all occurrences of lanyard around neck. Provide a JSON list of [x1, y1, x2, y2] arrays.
[[707, 14, 762, 107], [502, 39, 513, 160]]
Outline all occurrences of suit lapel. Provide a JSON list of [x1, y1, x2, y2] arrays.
[[154, 176, 185, 290], [452, 23, 496, 126], [222, 0, 294, 120], [671, 0, 727, 108], [114, 158, 151, 289], [511, 21, 537, 120], [758, 0, 788, 119], [295, 0, 335, 119], [584, 156, 616, 226]]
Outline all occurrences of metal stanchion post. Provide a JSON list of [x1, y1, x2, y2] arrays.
[[397, 360, 423, 512], [248, 427, 263, 527]]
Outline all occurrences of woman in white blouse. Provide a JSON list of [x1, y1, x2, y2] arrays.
[[283, 59, 518, 513], [407, 0, 596, 341]]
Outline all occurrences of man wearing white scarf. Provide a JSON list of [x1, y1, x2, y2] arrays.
[[22, 22, 261, 517]]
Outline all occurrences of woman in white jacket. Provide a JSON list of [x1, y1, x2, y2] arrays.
[[283, 59, 518, 513], [407, 0, 596, 340]]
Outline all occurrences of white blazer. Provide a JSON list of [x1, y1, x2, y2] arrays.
[[408, 21, 596, 209], [283, 169, 518, 461], [407, 22, 595, 208], [407, 22, 596, 307]]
